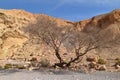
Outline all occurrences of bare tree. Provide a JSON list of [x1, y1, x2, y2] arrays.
[[39, 26, 70, 67], [26, 20, 71, 67], [38, 27, 110, 68]]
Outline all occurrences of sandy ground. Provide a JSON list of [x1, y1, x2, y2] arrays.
[[0, 69, 120, 80]]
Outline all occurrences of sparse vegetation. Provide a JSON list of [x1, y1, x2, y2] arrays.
[[98, 58, 106, 65], [0, 66, 3, 70], [4, 64, 26, 69], [13, 64, 26, 69], [115, 59, 120, 66], [40, 59, 50, 67], [4, 64, 12, 69]]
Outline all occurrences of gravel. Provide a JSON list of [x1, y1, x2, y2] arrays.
[[0, 69, 120, 80]]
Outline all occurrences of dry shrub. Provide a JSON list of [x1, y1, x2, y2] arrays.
[[98, 58, 106, 65], [0, 66, 3, 70], [13, 64, 26, 69], [4, 64, 12, 69], [115, 59, 120, 66], [40, 59, 50, 67]]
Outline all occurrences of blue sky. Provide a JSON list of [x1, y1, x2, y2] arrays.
[[0, 0, 120, 21]]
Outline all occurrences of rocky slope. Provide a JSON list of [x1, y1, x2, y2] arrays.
[[0, 9, 120, 69], [76, 10, 120, 62], [0, 9, 77, 68], [0, 9, 36, 59]]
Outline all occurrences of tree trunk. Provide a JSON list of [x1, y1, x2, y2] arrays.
[[55, 49, 63, 63]]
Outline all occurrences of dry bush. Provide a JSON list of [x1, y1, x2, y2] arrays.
[[98, 58, 106, 65], [115, 59, 120, 66], [0, 66, 3, 70], [40, 59, 50, 67], [13, 64, 26, 69], [4, 64, 12, 69]]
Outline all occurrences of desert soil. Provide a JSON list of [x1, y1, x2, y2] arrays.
[[0, 69, 120, 80]]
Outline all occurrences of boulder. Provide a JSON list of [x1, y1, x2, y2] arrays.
[[98, 65, 107, 71], [86, 55, 99, 62], [115, 65, 120, 69], [28, 67, 39, 71], [88, 62, 98, 69]]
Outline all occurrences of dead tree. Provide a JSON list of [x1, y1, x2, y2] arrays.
[[39, 26, 71, 67], [27, 20, 71, 67]]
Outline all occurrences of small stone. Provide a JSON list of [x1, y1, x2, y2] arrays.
[[115, 65, 120, 69], [88, 62, 97, 69], [98, 65, 107, 71], [86, 55, 99, 62], [28, 67, 39, 71]]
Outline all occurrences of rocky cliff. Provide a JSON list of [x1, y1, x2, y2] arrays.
[[0, 9, 75, 61], [0, 9, 36, 59]]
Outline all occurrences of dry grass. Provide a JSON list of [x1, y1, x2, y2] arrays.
[[98, 58, 106, 65]]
